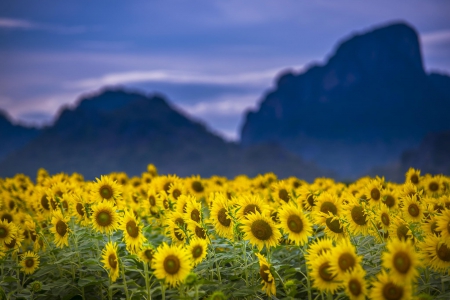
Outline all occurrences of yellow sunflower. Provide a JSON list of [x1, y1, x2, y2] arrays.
[[139, 246, 155, 266], [312, 191, 341, 224], [101, 241, 120, 282], [309, 253, 341, 293], [69, 192, 90, 226], [271, 180, 292, 204], [241, 211, 281, 251], [4, 226, 23, 252], [91, 200, 120, 234], [323, 214, 346, 241], [364, 179, 383, 207], [420, 235, 450, 273], [144, 187, 159, 216], [381, 189, 400, 210], [120, 210, 146, 254], [255, 253, 276, 297], [50, 210, 70, 248], [422, 215, 441, 237], [166, 211, 187, 244], [377, 203, 393, 231], [0, 219, 17, 245], [20, 251, 40, 275], [209, 192, 234, 239], [342, 267, 367, 300], [184, 196, 202, 224], [342, 195, 370, 236], [390, 217, 414, 243], [422, 175, 444, 196], [186, 175, 206, 198], [305, 238, 334, 265], [297, 186, 317, 211], [405, 168, 421, 185], [382, 239, 421, 283], [188, 237, 208, 266], [168, 181, 186, 202], [278, 202, 312, 246], [235, 193, 270, 221], [329, 239, 361, 278], [401, 195, 424, 223], [91, 175, 122, 203], [152, 242, 193, 287], [436, 208, 450, 245], [187, 221, 208, 240], [370, 270, 412, 300]]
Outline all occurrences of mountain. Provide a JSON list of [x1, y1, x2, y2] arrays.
[[0, 89, 329, 180], [240, 22, 450, 180], [0, 110, 41, 161]]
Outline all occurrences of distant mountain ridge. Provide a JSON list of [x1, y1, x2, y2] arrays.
[[0, 89, 329, 180], [240, 22, 450, 179]]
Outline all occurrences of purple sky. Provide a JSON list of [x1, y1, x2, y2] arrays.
[[1, 0, 449, 140]]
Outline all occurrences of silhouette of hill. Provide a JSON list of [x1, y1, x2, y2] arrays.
[[0, 89, 329, 180], [241, 22, 450, 179]]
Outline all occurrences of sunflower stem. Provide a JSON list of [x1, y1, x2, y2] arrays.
[[143, 262, 151, 300], [242, 240, 248, 286], [108, 276, 112, 300], [326, 291, 333, 300], [120, 259, 130, 300], [161, 281, 166, 300], [194, 284, 199, 300]]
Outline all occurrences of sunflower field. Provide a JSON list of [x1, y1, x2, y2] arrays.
[[1, 165, 450, 300]]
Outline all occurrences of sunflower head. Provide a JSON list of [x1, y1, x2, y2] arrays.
[[20, 251, 40, 275], [152, 243, 193, 287], [91, 200, 119, 234], [101, 241, 120, 282], [255, 253, 276, 297], [382, 239, 421, 283], [241, 211, 281, 251], [92, 175, 122, 203], [188, 237, 208, 266]]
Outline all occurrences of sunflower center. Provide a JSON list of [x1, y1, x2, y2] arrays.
[[76, 203, 84, 217], [172, 189, 181, 200], [318, 262, 334, 282], [149, 195, 156, 206], [56, 220, 67, 236], [320, 201, 337, 215], [164, 255, 180, 275], [1, 213, 13, 223], [436, 243, 450, 262], [410, 174, 419, 184], [41, 196, 50, 211], [287, 214, 303, 233], [100, 185, 113, 200], [0, 227, 7, 238], [163, 182, 172, 193], [384, 195, 395, 208], [371, 188, 381, 201], [191, 209, 201, 222], [429, 182, 439, 192], [175, 217, 184, 227], [338, 253, 356, 272], [144, 249, 153, 260], [382, 282, 403, 300], [396, 224, 409, 241], [195, 226, 206, 239], [126, 220, 139, 238], [5, 238, 16, 249], [408, 204, 420, 217], [25, 258, 35, 268], [108, 254, 117, 269], [381, 213, 390, 226], [97, 211, 112, 227], [278, 189, 289, 202], [251, 220, 273, 241], [218, 208, 231, 227], [192, 181, 204, 193], [430, 221, 440, 236], [163, 200, 169, 209], [174, 228, 184, 241], [192, 245, 203, 258], [307, 195, 315, 208], [348, 279, 362, 296], [293, 181, 301, 188], [393, 251, 411, 273], [326, 217, 343, 233], [351, 206, 367, 225], [243, 204, 261, 216], [259, 265, 273, 283]]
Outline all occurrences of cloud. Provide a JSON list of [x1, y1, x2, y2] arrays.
[[178, 94, 259, 117], [420, 29, 450, 45], [0, 17, 86, 34], [68, 66, 304, 90]]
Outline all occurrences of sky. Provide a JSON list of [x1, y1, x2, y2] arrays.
[[1, 1, 449, 141]]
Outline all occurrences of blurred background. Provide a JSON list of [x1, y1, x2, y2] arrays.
[[1, 0, 449, 181]]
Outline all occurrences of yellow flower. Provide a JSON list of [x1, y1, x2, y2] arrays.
[[420, 234, 450, 273], [377, 203, 393, 231], [183, 195, 202, 224], [0, 219, 17, 245], [4, 225, 23, 252], [342, 267, 367, 300], [309, 253, 341, 293], [313, 191, 341, 225], [50, 210, 70, 248], [422, 175, 444, 196], [186, 175, 206, 198], [305, 238, 334, 266], [270, 180, 292, 204], [209, 192, 234, 239], [120, 210, 146, 254], [370, 270, 412, 300], [101, 241, 120, 282], [255, 253, 276, 297], [91, 200, 120, 234], [381, 189, 400, 210], [152, 243, 192, 287], [382, 239, 421, 283], [20, 251, 40, 275], [436, 208, 450, 245], [139, 246, 155, 266], [241, 211, 281, 251], [278, 202, 312, 246], [329, 239, 361, 278], [235, 193, 270, 221], [364, 179, 383, 207], [91, 175, 122, 203], [166, 211, 187, 244], [188, 237, 208, 266], [405, 168, 421, 185], [342, 195, 370, 235], [389, 217, 414, 243], [401, 195, 423, 223]]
